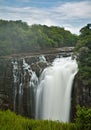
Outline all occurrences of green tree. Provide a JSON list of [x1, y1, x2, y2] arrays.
[[0, 19, 78, 56], [75, 106, 91, 130]]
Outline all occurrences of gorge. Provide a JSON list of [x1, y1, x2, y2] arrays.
[[0, 49, 91, 122]]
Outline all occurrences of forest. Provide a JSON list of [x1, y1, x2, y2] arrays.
[[0, 19, 77, 56]]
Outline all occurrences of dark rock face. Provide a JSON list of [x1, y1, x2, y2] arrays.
[[0, 59, 13, 110], [0, 93, 10, 110], [74, 77, 91, 107], [0, 56, 49, 118], [71, 73, 91, 121]]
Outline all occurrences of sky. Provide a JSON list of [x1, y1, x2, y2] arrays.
[[0, 0, 91, 34]]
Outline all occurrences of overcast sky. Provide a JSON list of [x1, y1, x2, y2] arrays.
[[0, 0, 91, 34]]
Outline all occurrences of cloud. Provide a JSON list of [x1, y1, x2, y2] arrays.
[[55, 1, 91, 19], [16, 0, 31, 3], [0, 1, 91, 34]]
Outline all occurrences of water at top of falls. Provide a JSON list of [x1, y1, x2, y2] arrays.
[[23, 59, 30, 70], [35, 56, 78, 122], [38, 55, 47, 62]]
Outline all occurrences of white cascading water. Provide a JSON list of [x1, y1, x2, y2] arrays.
[[35, 56, 78, 122], [12, 59, 38, 113], [12, 60, 18, 111]]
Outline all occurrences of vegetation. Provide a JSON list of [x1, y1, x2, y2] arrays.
[[75, 106, 91, 130], [0, 109, 78, 130], [0, 19, 78, 56], [75, 24, 91, 85], [0, 106, 91, 130]]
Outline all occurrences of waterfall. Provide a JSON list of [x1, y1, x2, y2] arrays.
[[12, 58, 38, 115], [11, 55, 78, 121], [12, 60, 18, 111], [35, 56, 78, 122]]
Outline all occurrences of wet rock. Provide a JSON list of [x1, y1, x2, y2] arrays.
[[71, 73, 91, 121], [31, 61, 48, 77], [0, 93, 10, 110]]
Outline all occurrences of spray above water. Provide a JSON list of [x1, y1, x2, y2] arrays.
[[35, 56, 78, 122]]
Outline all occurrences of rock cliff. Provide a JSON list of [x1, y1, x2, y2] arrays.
[[71, 72, 91, 121], [0, 49, 91, 121]]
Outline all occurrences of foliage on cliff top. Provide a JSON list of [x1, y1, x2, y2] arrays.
[[0, 19, 78, 56], [75, 24, 91, 84], [75, 24, 91, 50]]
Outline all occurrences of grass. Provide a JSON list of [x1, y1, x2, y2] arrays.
[[0, 110, 79, 130]]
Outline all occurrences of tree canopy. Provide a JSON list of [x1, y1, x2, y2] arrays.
[[0, 19, 78, 56], [75, 23, 91, 85]]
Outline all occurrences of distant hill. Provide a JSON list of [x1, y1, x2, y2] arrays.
[[0, 19, 78, 56]]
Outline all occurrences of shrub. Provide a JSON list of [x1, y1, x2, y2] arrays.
[[75, 106, 91, 130]]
